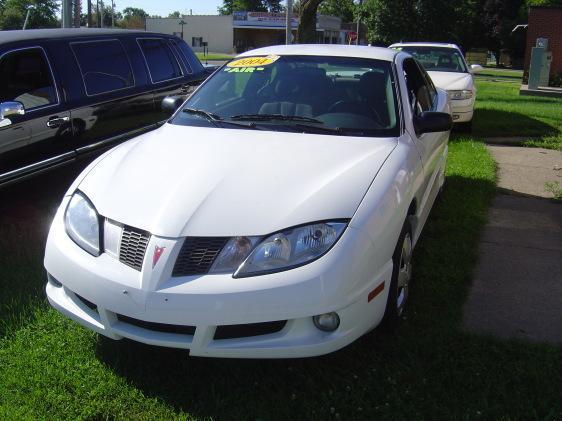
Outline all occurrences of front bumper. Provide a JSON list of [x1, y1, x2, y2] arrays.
[[44, 199, 393, 358], [450, 97, 475, 123]]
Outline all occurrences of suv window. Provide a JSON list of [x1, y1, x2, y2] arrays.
[[172, 39, 204, 74], [0, 47, 58, 110], [168, 39, 192, 74], [138, 38, 182, 83], [71, 40, 134, 96]]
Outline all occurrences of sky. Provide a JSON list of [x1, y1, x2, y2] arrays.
[[114, 0, 229, 17]]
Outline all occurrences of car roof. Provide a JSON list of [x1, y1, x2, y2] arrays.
[[0, 28, 166, 44], [389, 42, 460, 50], [236, 44, 398, 62]]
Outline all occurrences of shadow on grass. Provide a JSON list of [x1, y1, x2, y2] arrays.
[[93, 171, 502, 419], [473, 108, 559, 138], [0, 162, 87, 337]]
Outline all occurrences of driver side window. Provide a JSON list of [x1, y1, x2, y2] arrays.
[[403, 58, 433, 117], [0, 47, 58, 111]]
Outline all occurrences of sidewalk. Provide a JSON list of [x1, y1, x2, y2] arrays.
[[463, 145, 562, 343]]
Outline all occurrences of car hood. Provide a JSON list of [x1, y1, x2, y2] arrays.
[[427, 71, 473, 90], [79, 124, 397, 237]]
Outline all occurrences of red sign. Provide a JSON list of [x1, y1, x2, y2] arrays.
[[348, 31, 358, 41]]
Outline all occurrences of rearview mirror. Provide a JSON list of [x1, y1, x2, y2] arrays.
[[470, 64, 483, 73], [414, 111, 452, 135], [161, 96, 184, 115], [0, 101, 25, 120]]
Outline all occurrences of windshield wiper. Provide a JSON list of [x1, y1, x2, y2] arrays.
[[183, 108, 221, 126], [183, 108, 258, 129], [294, 124, 370, 136], [229, 114, 324, 124]]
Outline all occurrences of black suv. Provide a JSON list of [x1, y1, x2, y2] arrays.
[[0, 28, 208, 186]]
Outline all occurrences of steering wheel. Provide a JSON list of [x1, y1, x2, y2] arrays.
[[326, 100, 382, 124]]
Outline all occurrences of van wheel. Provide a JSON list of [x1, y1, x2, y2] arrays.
[[380, 220, 413, 331]]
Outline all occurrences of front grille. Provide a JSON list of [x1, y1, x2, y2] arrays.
[[172, 237, 229, 276], [119, 226, 150, 271], [214, 320, 287, 340], [116, 314, 196, 335]]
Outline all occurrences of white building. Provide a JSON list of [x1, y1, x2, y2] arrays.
[[145, 12, 346, 54]]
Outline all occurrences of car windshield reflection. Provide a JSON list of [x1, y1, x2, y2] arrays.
[[171, 55, 400, 137]]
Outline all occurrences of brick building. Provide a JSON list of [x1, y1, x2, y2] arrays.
[[524, 6, 562, 79]]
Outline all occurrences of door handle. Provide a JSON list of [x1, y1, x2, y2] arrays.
[[47, 116, 70, 128]]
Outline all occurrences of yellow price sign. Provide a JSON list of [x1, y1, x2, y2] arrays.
[[227, 55, 280, 68]]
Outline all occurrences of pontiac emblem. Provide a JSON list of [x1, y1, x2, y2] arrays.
[[152, 245, 165, 268]]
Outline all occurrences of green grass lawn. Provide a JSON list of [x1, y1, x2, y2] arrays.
[[1, 139, 561, 419], [196, 52, 234, 61], [473, 72, 562, 150]]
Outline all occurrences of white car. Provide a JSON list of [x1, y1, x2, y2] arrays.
[[44, 45, 451, 358], [389, 42, 482, 130]]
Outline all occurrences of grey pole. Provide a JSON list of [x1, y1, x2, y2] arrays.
[[356, 0, 363, 45], [100, 0, 104, 28], [285, 0, 293, 45], [22, 8, 31, 29], [111, 0, 115, 27], [62, 0, 73, 27]]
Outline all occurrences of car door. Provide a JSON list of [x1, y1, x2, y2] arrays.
[[0, 45, 72, 184], [402, 58, 447, 198]]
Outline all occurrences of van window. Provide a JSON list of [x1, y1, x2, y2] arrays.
[[172, 39, 204, 74], [138, 38, 182, 83], [168, 39, 192, 74], [71, 40, 134, 96], [0, 47, 58, 110]]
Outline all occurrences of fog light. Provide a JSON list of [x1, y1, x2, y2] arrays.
[[313, 312, 340, 332]]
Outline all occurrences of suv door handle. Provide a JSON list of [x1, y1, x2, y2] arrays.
[[47, 116, 70, 128]]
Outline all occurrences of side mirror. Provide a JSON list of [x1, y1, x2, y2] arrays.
[[161, 95, 184, 115], [0, 101, 25, 120], [470, 64, 483, 73], [414, 111, 452, 135]]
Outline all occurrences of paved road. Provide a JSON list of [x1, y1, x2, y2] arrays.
[[464, 145, 562, 343]]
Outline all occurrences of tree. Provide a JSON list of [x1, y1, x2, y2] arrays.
[[218, 0, 282, 14], [122, 6, 148, 19], [121, 6, 148, 28], [361, 0, 418, 45], [297, 0, 324, 43], [318, 0, 355, 22], [0, 0, 59, 29], [480, 0, 526, 64], [168, 11, 181, 18]]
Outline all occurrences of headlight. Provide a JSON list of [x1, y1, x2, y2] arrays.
[[234, 221, 347, 278], [448, 90, 473, 100], [64, 191, 101, 256], [209, 236, 261, 274]]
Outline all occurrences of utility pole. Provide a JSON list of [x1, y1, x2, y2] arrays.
[[87, 0, 92, 27], [111, 0, 115, 27], [356, 0, 363, 45], [100, 0, 104, 28], [285, 0, 293, 45], [22, 7, 32, 29], [62, 0, 72, 27]]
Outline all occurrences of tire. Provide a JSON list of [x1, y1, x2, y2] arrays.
[[380, 219, 413, 331]]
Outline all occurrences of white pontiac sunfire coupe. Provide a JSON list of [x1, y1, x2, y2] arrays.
[[45, 45, 452, 358]]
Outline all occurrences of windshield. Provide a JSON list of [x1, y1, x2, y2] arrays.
[[394, 47, 468, 73], [170, 55, 399, 137]]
